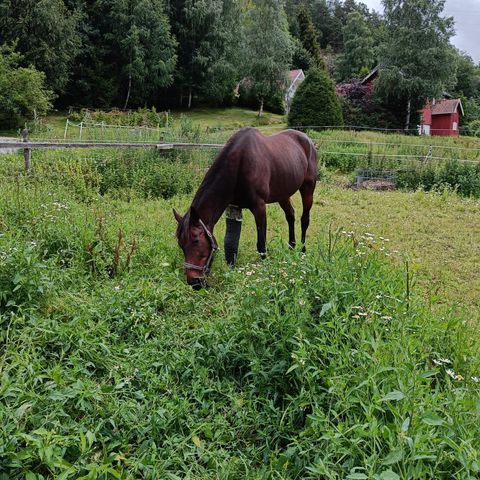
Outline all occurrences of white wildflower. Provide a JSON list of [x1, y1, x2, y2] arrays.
[[446, 369, 456, 379]]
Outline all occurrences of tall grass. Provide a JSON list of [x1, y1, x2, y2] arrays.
[[0, 149, 479, 479], [310, 130, 480, 197]]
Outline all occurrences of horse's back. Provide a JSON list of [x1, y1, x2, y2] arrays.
[[232, 128, 316, 203]]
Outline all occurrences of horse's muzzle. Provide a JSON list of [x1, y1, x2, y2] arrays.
[[188, 277, 209, 290]]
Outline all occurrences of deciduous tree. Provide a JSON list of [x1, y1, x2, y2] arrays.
[[0, 0, 81, 93], [0, 45, 53, 127], [378, 0, 456, 130], [243, 0, 294, 116]]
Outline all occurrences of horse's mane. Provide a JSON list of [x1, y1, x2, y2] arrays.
[[191, 127, 256, 208]]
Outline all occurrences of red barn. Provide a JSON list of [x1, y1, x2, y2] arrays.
[[358, 68, 465, 137], [419, 99, 464, 137]]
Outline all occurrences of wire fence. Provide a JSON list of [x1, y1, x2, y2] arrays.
[[2, 120, 479, 177]]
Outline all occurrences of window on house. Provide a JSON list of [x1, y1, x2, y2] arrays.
[[453, 122, 458, 131]]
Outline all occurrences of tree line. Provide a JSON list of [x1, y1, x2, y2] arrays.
[[0, 0, 479, 129]]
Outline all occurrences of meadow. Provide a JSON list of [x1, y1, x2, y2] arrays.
[[0, 129, 480, 479]]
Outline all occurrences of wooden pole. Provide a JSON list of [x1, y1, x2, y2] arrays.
[[63, 119, 69, 140], [22, 128, 31, 174]]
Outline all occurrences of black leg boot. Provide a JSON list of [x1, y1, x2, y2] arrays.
[[224, 218, 242, 267]]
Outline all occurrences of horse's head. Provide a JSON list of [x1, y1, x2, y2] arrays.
[[174, 207, 218, 289]]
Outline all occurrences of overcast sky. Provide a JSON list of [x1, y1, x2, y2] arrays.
[[361, 0, 480, 63]]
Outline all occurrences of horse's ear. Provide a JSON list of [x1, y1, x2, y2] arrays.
[[189, 206, 200, 225], [173, 208, 183, 223]]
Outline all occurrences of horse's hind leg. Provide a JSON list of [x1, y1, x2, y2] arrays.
[[279, 198, 296, 248], [300, 181, 315, 252], [250, 200, 267, 258]]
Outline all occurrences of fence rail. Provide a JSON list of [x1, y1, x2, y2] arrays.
[[0, 141, 223, 150], [1, 130, 478, 176]]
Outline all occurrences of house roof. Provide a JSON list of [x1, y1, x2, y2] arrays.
[[288, 69, 303, 82], [431, 99, 464, 116], [360, 66, 379, 85]]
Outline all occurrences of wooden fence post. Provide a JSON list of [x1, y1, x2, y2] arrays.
[[64, 119, 69, 140], [79, 122, 83, 141], [22, 128, 31, 174]]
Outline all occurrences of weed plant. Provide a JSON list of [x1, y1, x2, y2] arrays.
[[0, 152, 479, 479]]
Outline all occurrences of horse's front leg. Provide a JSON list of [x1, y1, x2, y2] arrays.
[[251, 201, 267, 258]]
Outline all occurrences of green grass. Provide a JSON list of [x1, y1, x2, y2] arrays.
[[310, 129, 480, 171], [169, 107, 285, 129], [1, 148, 479, 479], [0, 108, 286, 142]]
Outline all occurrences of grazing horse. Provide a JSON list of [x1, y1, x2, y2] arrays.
[[174, 127, 317, 289]]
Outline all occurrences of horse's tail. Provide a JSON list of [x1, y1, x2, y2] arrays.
[[308, 139, 318, 174], [306, 135, 318, 182]]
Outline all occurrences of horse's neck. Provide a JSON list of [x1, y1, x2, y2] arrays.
[[192, 168, 235, 230]]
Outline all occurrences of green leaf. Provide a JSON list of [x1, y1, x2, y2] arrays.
[[79, 431, 86, 453], [13, 273, 23, 284], [420, 370, 438, 379], [192, 435, 202, 448], [106, 468, 122, 479], [380, 390, 405, 402], [422, 413, 445, 426], [15, 402, 32, 419], [286, 363, 300, 374], [413, 454, 437, 460], [347, 474, 368, 479], [401, 417, 410, 432], [319, 302, 333, 317], [86, 430, 96, 447], [380, 469, 400, 480], [382, 449, 403, 465]]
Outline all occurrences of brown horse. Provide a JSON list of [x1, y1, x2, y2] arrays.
[[174, 127, 317, 288]]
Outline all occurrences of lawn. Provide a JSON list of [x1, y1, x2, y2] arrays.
[[0, 107, 286, 141], [0, 146, 479, 478], [169, 107, 285, 129]]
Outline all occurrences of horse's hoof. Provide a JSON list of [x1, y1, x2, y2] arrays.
[[289, 242, 296, 250], [259, 252, 267, 260]]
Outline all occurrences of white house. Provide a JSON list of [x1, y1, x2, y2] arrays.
[[285, 69, 305, 114]]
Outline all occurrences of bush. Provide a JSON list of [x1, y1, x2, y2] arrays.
[[95, 150, 195, 199], [69, 107, 169, 128], [0, 45, 53, 128], [288, 67, 343, 129], [466, 119, 480, 137], [0, 236, 55, 313], [337, 80, 404, 130], [395, 160, 480, 197]]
